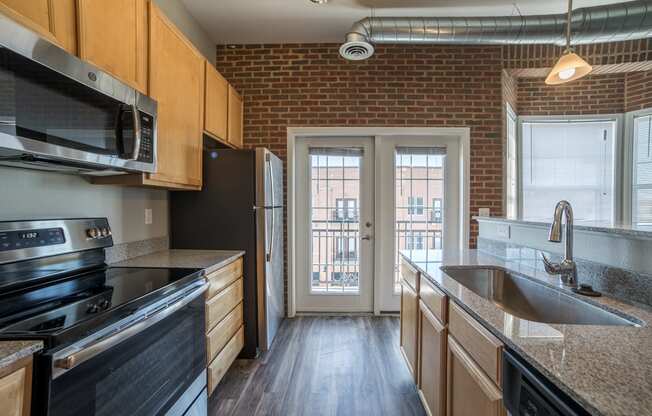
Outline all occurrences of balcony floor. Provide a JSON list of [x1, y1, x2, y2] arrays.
[[209, 316, 426, 416]]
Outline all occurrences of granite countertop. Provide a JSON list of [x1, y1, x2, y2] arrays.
[[400, 249, 652, 416], [0, 340, 43, 370], [475, 216, 652, 240], [110, 249, 244, 274]]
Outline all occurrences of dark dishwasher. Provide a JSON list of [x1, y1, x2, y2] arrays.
[[502, 349, 591, 416]]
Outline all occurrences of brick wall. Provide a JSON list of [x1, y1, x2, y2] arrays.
[[216, 44, 505, 250], [625, 70, 652, 112], [517, 74, 626, 116]]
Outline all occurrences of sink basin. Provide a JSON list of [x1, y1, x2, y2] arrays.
[[440, 266, 639, 326]]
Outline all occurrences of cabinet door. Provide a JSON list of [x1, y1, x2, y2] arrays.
[[227, 85, 243, 148], [400, 280, 419, 380], [77, 0, 148, 92], [0, 358, 32, 416], [0, 0, 76, 53], [148, 3, 204, 188], [418, 300, 446, 416], [204, 62, 229, 141], [447, 336, 504, 416]]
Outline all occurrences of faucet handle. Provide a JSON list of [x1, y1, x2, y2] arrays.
[[541, 253, 562, 275]]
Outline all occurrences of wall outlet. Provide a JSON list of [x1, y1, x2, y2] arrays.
[[478, 207, 490, 217], [145, 208, 153, 225]]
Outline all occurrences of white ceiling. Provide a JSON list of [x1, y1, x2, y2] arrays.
[[180, 0, 634, 45]]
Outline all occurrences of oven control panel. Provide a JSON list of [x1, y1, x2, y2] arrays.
[[0, 228, 65, 252]]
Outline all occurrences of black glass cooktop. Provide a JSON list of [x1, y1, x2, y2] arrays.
[[0, 266, 202, 348]]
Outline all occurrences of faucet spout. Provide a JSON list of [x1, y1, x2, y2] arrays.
[[542, 200, 577, 288]]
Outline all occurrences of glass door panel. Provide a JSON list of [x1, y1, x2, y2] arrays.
[[394, 148, 445, 293]]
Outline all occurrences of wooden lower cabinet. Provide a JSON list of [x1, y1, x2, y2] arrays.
[[418, 300, 446, 416], [208, 325, 244, 394], [447, 336, 505, 416], [0, 356, 32, 416], [400, 279, 419, 380], [204, 257, 245, 396]]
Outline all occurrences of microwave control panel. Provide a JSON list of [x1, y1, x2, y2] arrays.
[[138, 112, 154, 163]]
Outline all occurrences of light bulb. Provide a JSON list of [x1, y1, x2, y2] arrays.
[[558, 67, 576, 80]]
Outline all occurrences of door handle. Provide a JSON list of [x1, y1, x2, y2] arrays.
[[361, 235, 372, 241]]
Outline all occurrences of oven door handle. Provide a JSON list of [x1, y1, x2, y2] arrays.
[[52, 282, 207, 378]]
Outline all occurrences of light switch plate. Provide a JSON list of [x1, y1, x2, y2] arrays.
[[478, 207, 490, 217], [145, 208, 153, 225]]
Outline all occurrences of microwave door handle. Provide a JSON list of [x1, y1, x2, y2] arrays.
[[51, 282, 207, 378], [130, 104, 142, 161]]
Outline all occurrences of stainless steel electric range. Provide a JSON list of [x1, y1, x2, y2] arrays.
[[0, 218, 208, 416]]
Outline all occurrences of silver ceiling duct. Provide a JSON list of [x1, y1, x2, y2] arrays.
[[340, 1, 652, 60]]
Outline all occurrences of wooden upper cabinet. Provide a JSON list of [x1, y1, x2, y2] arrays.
[[227, 85, 244, 148], [76, 0, 148, 93], [147, 3, 204, 188], [204, 61, 229, 141], [0, 0, 76, 54]]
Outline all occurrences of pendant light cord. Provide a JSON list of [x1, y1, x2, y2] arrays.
[[566, 0, 573, 52]]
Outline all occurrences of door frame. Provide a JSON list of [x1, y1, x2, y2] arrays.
[[287, 127, 471, 317]]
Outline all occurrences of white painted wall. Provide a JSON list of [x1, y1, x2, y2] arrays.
[[155, 0, 216, 62], [0, 167, 168, 245]]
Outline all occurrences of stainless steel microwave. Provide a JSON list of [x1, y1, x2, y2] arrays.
[[0, 13, 157, 174]]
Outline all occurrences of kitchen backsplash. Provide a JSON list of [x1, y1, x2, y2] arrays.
[[477, 236, 652, 307], [105, 236, 170, 264]]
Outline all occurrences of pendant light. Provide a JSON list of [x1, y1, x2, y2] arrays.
[[545, 0, 592, 85]]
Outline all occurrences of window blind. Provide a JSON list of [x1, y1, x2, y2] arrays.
[[633, 115, 652, 225]]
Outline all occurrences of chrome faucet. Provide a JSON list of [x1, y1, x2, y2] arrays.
[[541, 200, 578, 288]]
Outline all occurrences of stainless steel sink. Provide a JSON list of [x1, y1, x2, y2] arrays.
[[440, 266, 639, 326]]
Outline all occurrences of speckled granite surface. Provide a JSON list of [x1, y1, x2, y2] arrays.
[[0, 340, 42, 370], [105, 236, 169, 264], [110, 249, 244, 274], [400, 249, 652, 416]]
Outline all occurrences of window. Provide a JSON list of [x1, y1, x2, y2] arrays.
[[331, 272, 359, 287], [633, 114, 652, 225], [406, 232, 424, 250], [334, 236, 357, 261], [520, 119, 616, 222], [432, 198, 442, 223], [432, 230, 442, 249], [506, 104, 518, 218], [335, 198, 358, 221], [408, 197, 424, 215]]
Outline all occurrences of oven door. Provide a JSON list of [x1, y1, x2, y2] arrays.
[[0, 22, 156, 173], [43, 283, 207, 416]]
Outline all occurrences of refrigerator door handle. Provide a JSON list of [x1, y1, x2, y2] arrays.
[[266, 154, 274, 263]]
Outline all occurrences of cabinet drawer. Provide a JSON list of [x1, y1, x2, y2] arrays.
[[0, 364, 28, 416], [206, 302, 243, 363], [449, 302, 503, 385], [206, 278, 243, 332], [208, 325, 244, 395], [400, 259, 419, 292], [206, 258, 243, 299], [420, 276, 447, 324]]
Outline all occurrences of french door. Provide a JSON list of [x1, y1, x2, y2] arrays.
[[294, 133, 461, 313], [295, 137, 375, 312]]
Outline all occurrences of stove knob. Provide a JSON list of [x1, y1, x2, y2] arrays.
[[86, 304, 100, 314], [86, 228, 99, 239], [98, 299, 110, 309], [100, 227, 109, 237]]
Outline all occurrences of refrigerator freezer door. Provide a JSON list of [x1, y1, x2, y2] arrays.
[[256, 148, 284, 208], [256, 206, 285, 351]]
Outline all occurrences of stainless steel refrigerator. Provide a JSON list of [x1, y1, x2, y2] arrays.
[[170, 146, 284, 357]]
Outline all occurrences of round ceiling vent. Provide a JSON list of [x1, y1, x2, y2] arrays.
[[339, 40, 374, 61]]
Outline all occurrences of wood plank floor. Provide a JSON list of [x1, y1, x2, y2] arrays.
[[209, 316, 426, 416]]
